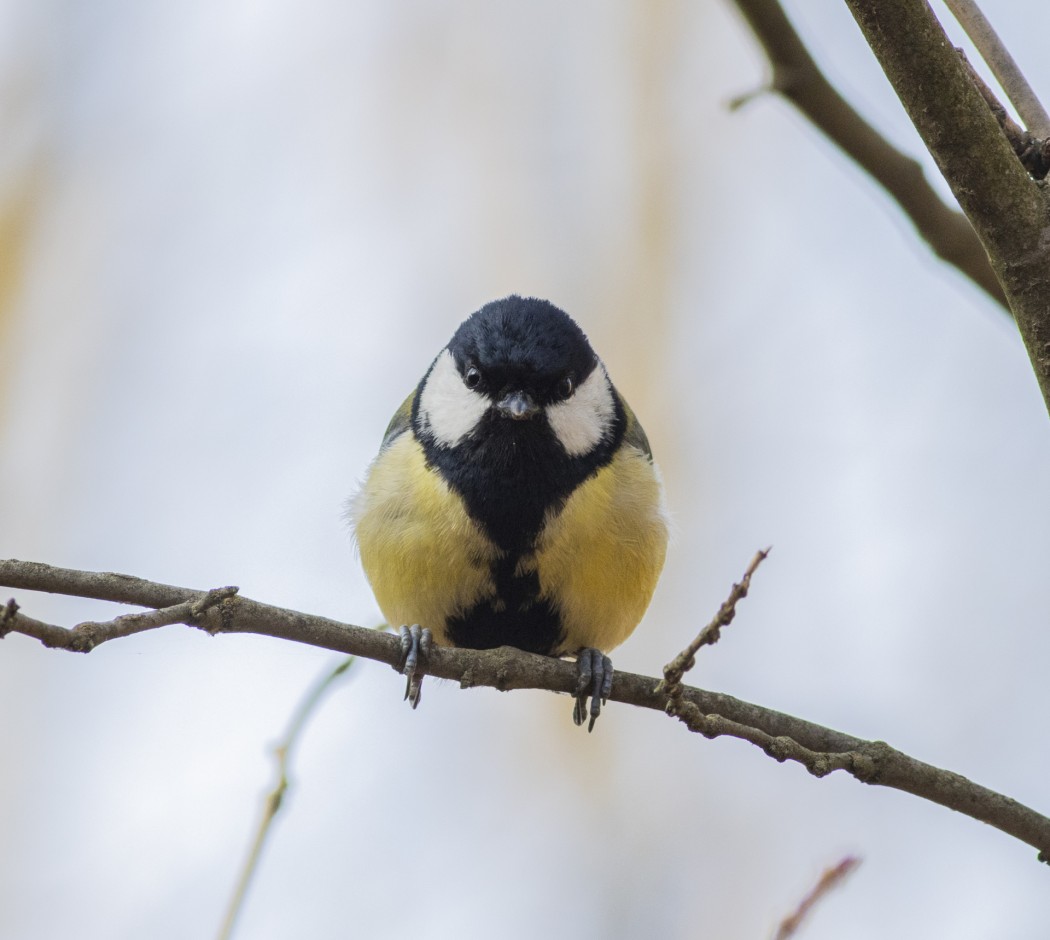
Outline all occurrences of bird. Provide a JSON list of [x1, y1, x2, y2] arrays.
[[350, 295, 668, 730]]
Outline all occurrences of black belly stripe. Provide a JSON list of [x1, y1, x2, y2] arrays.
[[446, 585, 564, 655], [446, 552, 564, 655]]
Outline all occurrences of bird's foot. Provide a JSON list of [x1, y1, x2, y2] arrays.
[[396, 624, 432, 708], [573, 648, 614, 732]]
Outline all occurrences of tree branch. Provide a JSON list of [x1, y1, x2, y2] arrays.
[[2, 557, 1049, 863], [774, 856, 862, 940], [842, 0, 1050, 418], [960, 52, 1050, 181], [727, 0, 1009, 310], [942, 0, 1050, 138], [657, 547, 769, 699]]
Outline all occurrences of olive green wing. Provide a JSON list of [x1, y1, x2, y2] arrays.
[[380, 389, 417, 450], [616, 388, 654, 461]]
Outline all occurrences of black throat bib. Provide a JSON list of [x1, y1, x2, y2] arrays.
[[417, 403, 625, 654]]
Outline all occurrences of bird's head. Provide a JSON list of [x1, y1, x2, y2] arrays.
[[415, 296, 618, 459]]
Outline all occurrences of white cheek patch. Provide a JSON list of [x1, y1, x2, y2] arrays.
[[418, 349, 489, 447], [546, 364, 616, 457]]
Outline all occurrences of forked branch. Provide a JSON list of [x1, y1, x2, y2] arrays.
[[728, 0, 1009, 309]]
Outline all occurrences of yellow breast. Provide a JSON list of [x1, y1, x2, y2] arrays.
[[533, 445, 668, 654], [351, 432, 499, 645], [353, 430, 668, 656]]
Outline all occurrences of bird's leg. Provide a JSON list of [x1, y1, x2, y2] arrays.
[[573, 648, 614, 732], [396, 624, 432, 708]]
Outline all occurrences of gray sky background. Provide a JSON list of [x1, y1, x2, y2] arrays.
[[2, 2, 1048, 938]]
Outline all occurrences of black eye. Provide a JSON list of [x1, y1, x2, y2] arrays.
[[464, 366, 482, 390], [556, 375, 575, 399]]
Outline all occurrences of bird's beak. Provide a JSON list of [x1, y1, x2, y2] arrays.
[[496, 390, 540, 420]]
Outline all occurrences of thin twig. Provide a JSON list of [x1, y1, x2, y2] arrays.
[[215, 656, 357, 940], [73, 586, 240, 651], [3, 558, 1050, 861], [3, 605, 83, 648], [1, 584, 239, 651], [942, 0, 1050, 138], [657, 547, 769, 698], [672, 704, 873, 779], [773, 856, 862, 939]]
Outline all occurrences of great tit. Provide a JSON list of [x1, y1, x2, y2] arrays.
[[351, 296, 668, 729]]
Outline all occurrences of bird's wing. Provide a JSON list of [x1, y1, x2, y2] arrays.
[[617, 389, 654, 461], [381, 389, 417, 449]]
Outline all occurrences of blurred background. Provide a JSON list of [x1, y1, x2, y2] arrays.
[[2, 1, 1049, 937]]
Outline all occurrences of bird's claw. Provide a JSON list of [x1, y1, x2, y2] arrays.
[[573, 648, 614, 732], [396, 624, 432, 708]]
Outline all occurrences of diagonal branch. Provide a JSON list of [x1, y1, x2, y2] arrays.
[[727, 0, 1009, 310], [842, 0, 1050, 417], [774, 856, 862, 940], [214, 655, 357, 940], [658, 547, 769, 699], [942, 0, 1050, 138], [2, 557, 1049, 863], [960, 52, 1050, 181]]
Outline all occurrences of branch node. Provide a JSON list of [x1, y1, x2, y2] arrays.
[[0, 598, 19, 638], [766, 735, 796, 764], [1018, 137, 1050, 181], [850, 752, 878, 783], [810, 755, 834, 778], [494, 663, 511, 692], [846, 741, 892, 784], [727, 82, 774, 112], [190, 586, 240, 634], [67, 625, 99, 653]]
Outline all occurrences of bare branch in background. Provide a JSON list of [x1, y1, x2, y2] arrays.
[[3, 557, 1050, 863], [727, 0, 1009, 310], [842, 0, 1050, 418], [215, 656, 358, 940], [774, 856, 862, 940]]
